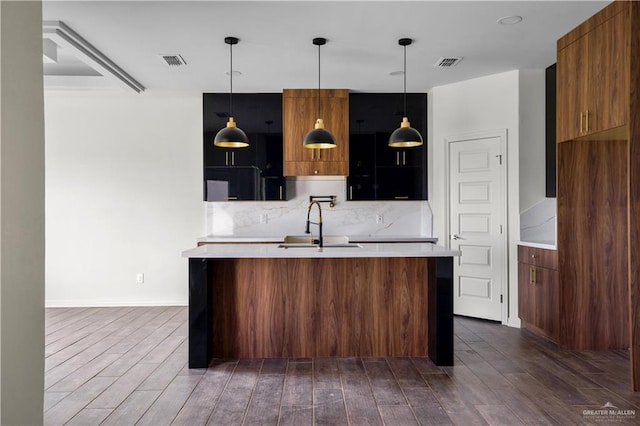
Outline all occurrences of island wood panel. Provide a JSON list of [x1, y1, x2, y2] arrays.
[[627, 0, 640, 392], [557, 139, 629, 350], [209, 257, 428, 358]]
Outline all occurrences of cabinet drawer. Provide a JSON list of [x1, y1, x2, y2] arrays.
[[518, 245, 557, 269]]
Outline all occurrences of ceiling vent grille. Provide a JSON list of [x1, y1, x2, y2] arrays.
[[161, 54, 187, 67], [435, 57, 463, 68]]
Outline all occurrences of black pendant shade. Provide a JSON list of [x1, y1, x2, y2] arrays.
[[389, 38, 424, 148], [304, 37, 336, 149], [303, 118, 336, 148], [214, 117, 249, 148], [214, 36, 249, 148], [389, 117, 423, 148]]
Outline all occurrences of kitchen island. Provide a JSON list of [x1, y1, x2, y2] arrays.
[[182, 242, 459, 368]]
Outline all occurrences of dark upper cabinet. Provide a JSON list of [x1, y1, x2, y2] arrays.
[[546, 64, 557, 198], [203, 93, 287, 201], [348, 93, 427, 201]]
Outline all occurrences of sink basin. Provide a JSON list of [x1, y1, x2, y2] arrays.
[[284, 235, 349, 244], [278, 242, 362, 249]]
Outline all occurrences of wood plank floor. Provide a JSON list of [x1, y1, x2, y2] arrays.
[[43, 307, 638, 425]]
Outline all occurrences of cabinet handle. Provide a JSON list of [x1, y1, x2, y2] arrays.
[[225, 151, 229, 166], [394, 196, 409, 200], [279, 186, 283, 200], [349, 185, 353, 200], [396, 152, 400, 166], [314, 170, 319, 175], [231, 151, 235, 166], [580, 112, 584, 134], [403, 151, 406, 166], [227, 196, 238, 200], [585, 110, 590, 133], [530, 266, 536, 285]]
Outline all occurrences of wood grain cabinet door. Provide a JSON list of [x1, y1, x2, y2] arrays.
[[283, 89, 349, 176], [556, 35, 588, 143], [533, 266, 559, 341], [556, 8, 630, 143], [518, 262, 532, 324], [587, 9, 630, 136]]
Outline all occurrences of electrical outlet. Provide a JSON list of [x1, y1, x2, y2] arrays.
[[376, 214, 384, 224], [260, 213, 268, 224], [136, 273, 144, 284]]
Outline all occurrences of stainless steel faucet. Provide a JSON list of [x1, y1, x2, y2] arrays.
[[304, 200, 323, 247]]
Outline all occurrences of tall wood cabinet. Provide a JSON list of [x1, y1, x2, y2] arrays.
[[282, 89, 349, 176], [556, 0, 640, 391]]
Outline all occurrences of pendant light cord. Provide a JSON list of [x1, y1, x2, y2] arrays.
[[403, 43, 407, 117], [229, 40, 233, 118], [317, 42, 321, 119]]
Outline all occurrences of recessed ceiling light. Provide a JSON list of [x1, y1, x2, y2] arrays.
[[498, 15, 523, 25], [389, 70, 404, 76]]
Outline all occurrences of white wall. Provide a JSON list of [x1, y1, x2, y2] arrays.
[[519, 70, 547, 212], [0, 1, 46, 423], [430, 70, 546, 327], [45, 93, 203, 306]]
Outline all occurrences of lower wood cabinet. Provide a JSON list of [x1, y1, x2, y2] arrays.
[[518, 245, 559, 342]]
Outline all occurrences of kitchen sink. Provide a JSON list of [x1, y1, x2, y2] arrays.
[[279, 235, 360, 248], [278, 242, 362, 249], [283, 235, 350, 244]]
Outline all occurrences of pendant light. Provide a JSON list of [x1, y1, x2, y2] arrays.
[[389, 38, 423, 148], [303, 37, 336, 149], [214, 36, 249, 148]]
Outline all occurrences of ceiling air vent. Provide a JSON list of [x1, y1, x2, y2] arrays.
[[161, 54, 187, 67], [435, 57, 463, 68]]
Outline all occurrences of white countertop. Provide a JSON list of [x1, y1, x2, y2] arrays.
[[183, 242, 459, 259], [518, 240, 557, 250], [197, 235, 438, 244]]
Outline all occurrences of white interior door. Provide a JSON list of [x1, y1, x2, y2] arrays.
[[448, 134, 506, 321]]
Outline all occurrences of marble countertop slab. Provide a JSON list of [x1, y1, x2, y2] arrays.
[[518, 240, 557, 250], [183, 242, 458, 259], [197, 235, 438, 244]]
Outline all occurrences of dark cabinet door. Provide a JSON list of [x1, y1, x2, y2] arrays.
[[203, 93, 286, 201], [204, 131, 256, 167], [204, 166, 261, 201], [348, 93, 427, 200], [376, 167, 423, 200]]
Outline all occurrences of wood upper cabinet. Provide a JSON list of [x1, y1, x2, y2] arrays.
[[556, 6, 629, 142], [283, 89, 349, 176], [518, 245, 559, 342]]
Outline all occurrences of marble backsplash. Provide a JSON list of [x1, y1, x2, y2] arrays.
[[205, 177, 433, 237], [520, 198, 556, 244]]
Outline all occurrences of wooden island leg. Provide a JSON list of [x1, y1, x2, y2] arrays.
[[428, 257, 454, 366]]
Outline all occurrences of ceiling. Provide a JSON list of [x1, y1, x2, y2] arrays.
[[42, 1, 609, 94]]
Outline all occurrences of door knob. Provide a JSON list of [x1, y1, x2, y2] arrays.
[[451, 234, 461, 240]]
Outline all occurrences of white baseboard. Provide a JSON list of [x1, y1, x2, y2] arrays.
[[506, 317, 522, 328], [45, 299, 187, 308]]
